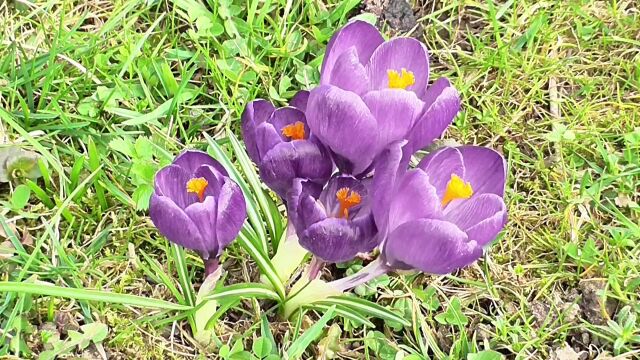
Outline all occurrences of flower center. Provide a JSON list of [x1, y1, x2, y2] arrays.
[[186, 177, 208, 202], [336, 187, 361, 219], [387, 68, 415, 89], [281, 121, 306, 140], [441, 174, 473, 207]]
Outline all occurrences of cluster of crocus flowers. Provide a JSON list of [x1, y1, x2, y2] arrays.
[[149, 150, 247, 276], [242, 20, 508, 294]]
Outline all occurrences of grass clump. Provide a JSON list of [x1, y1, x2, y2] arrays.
[[1, 0, 639, 358]]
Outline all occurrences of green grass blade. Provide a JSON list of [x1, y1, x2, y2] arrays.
[[318, 296, 410, 327], [205, 133, 268, 252], [227, 130, 282, 249], [138, 249, 185, 304], [171, 244, 196, 307], [0, 282, 190, 310], [238, 228, 285, 300], [286, 306, 335, 359], [304, 303, 374, 328], [87, 137, 108, 210], [202, 283, 280, 302]]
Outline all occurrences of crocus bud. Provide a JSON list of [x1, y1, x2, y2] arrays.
[[149, 150, 246, 274]]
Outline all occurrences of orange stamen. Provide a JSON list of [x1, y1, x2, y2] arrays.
[[336, 187, 362, 219], [441, 174, 473, 207], [281, 121, 306, 140], [186, 177, 208, 202]]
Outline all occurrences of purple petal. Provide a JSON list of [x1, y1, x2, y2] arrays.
[[154, 164, 194, 209], [465, 208, 507, 247], [287, 179, 327, 234], [350, 208, 379, 254], [290, 90, 310, 112], [387, 169, 442, 232], [215, 180, 247, 253], [458, 146, 507, 196], [321, 20, 384, 85], [371, 141, 408, 236], [444, 193, 506, 246], [306, 85, 378, 175], [242, 100, 276, 163], [383, 219, 482, 274], [173, 150, 228, 177], [421, 77, 453, 108], [259, 140, 333, 198], [184, 196, 219, 254], [366, 38, 430, 97], [254, 122, 282, 163], [300, 217, 375, 263], [418, 147, 465, 199], [150, 194, 207, 252], [327, 47, 370, 95], [405, 83, 460, 156], [362, 89, 424, 147], [444, 193, 505, 230]]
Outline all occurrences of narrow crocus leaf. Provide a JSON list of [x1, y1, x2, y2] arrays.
[[0, 281, 190, 310], [303, 303, 374, 327], [283, 280, 342, 318], [318, 296, 410, 327], [237, 228, 286, 300], [205, 133, 268, 253], [202, 283, 280, 302], [227, 130, 283, 246], [286, 306, 336, 359]]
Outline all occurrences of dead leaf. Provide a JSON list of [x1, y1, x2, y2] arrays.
[[551, 343, 584, 360], [0, 241, 16, 260], [55, 311, 80, 335], [0, 221, 17, 240], [615, 193, 638, 208], [317, 323, 343, 360], [21, 228, 33, 246]]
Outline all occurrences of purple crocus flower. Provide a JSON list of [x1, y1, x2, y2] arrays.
[[306, 20, 461, 176], [149, 150, 247, 275], [373, 142, 507, 274], [287, 174, 378, 263], [242, 96, 333, 199]]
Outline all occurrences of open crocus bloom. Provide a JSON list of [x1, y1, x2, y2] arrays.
[[149, 150, 247, 273], [242, 97, 333, 199], [373, 142, 507, 274], [306, 20, 460, 176], [288, 175, 378, 263]]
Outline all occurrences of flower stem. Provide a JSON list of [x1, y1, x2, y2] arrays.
[[203, 257, 219, 278], [307, 256, 325, 281], [329, 257, 391, 292]]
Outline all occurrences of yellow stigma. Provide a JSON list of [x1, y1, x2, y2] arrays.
[[186, 177, 208, 202], [387, 68, 415, 89], [281, 121, 306, 140], [336, 187, 362, 219], [441, 174, 473, 207]]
